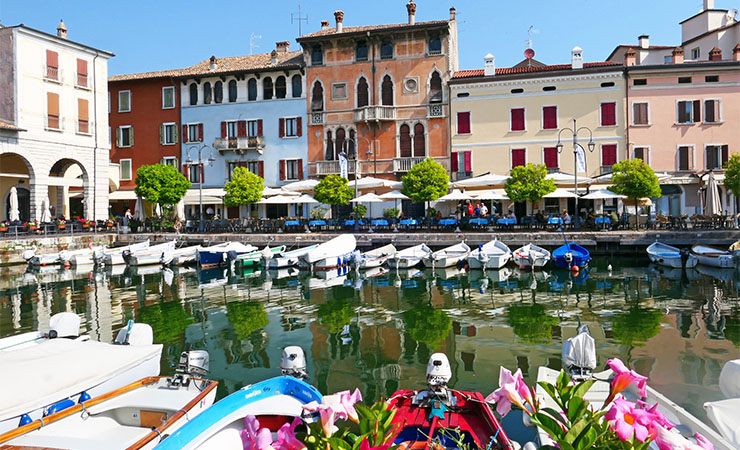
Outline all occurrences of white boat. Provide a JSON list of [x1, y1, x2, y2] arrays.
[[388, 244, 432, 269], [647, 241, 698, 268], [302, 234, 357, 270], [163, 245, 202, 266], [127, 241, 178, 266], [704, 359, 740, 448], [268, 244, 319, 269], [303, 266, 350, 289], [467, 239, 512, 269], [355, 244, 397, 269], [267, 267, 300, 279], [197, 242, 257, 267], [63, 246, 104, 266], [512, 243, 551, 269], [22, 248, 62, 266], [422, 242, 471, 268], [0, 351, 217, 450], [96, 240, 151, 266], [691, 244, 734, 268]]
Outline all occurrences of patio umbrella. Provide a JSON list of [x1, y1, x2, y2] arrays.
[[296, 194, 319, 204], [263, 186, 298, 196], [258, 194, 296, 204], [175, 198, 186, 221], [8, 186, 19, 222], [349, 176, 395, 190], [543, 188, 578, 198], [351, 192, 383, 219], [282, 179, 319, 192], [133, 196, 146, 221], [437, 189, 474, 201], [379, 190, 409, 215], [452, 173, 508, 188], [471, 189, 508, 200], [154, 203, 162, 217], [40, 197, 52, 223], [705, 171, 721, 216], [581, 189, 626, 200], [546, 172, 578, 184]]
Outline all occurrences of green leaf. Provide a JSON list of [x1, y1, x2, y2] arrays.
[[401, 158, 450, 204], [314, 174, 353, 206], [532, 412, 566, 441], [570, 380, 595, 402], [556, 371, 571, 392], [134, 163, 191, 207], [326, 437, 353, 450], [504, 163, 557, 204], [566, 397, 589, 423], [563, 418, 588, 444], [573, 427, 598, 450], [224, 166, 265, 206], [537, 383, 566, 411]]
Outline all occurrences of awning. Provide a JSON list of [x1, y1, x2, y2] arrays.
[[543, 188, 577, 198], [660, 185, 682, 195], [108, 190, 138, 201]]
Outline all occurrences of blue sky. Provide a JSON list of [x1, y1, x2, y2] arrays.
[[0, 0, 729, 75]]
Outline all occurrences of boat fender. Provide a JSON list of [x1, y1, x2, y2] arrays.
[[45, 398, 75, 416], [571, 265, 579, 274], [18, 414, 32, 427], [78, 391, 91, 403]]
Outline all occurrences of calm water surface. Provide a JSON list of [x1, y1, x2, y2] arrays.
[[1, 257, 738, 427]]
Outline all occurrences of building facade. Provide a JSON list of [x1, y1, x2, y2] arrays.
[[0, 22, 112, 222]]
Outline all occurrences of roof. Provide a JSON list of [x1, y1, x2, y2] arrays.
[[0, 120, 24, 132], [296, 20, 448, 42], [682, 20, 739, 46], [4, 24, 114, 57], [679, 8, 729, 24], [450, 61, 622, 81], [109, 68, 185, 82], [606, 44, 676, 61], [177, 51, 303, 78]]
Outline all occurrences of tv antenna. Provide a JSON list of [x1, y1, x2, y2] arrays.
[[292, 3, 309, 36], [526, 25, 539, 49], [250, 33, 262, 55]]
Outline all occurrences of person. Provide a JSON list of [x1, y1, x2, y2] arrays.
[[480, 203, 488, 217], [506, 210, 516, 219], [206, 206, 214, 218], [453, 210, 460, 222], [586, 210, 596, 229], [535, 209, 546, 227], [562, 209, 571, 225], [123, 208, 132, 234], [610, 210, 619, 228], [474, 203, 480, 217], [467, 201, 474, 217]]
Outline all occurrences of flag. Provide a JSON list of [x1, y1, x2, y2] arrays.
[[575, 143, 587, 173], [339, 152, 348, 179]]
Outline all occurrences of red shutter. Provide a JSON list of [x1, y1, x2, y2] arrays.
[[279, 160, 286, 180], [258, 160, 264, 178], [220, 121, 227, 138], [543, 106, 557, 129], [451, 152, 458, 172], [182, 124, 188, 143], [183, 164, 189, 178], [198, 123, 204, 141], [200, 164, 205, 183], [464, 151, 472, 172], [76, 58, 87, 75], [46, 50, 58, 67], [602, 144, 617, 166], [511, 108, 525, 131], [512, 149, 526, 168], [722, 145, 729, 166], [693, 100, 701, 123], [237, 120, 247, 138], [279, 118, 285, 138], [457, 112, 470, 134], [296, 117, 302, 137], [257, 119, 263, 137], [544, 147, 558, 168], [601, 103, 616, 126], [297, 159, 304, 179]]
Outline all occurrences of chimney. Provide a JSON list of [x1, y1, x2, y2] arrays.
[[406, 0, 417, 25], [734, 44, 740, 61], [271, 50, 279, 65], [334, 10, 344, 33], [704, 0, 714, 10], [484, 53, 495, 76], [709, 46, 722, 61], [276, 41, 290, 53], [209, 55, 218, 71], [450, 7, 456, 21], [321, 20, 330, 31], [671, 46, 684, 64], [56, 19, 67, 39], [571, 46, 583, 69], [638, 35, 649, 49], [624, 48, 636, 66]]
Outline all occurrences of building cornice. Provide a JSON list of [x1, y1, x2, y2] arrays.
[[14, 25, 114, 57], [449, 71, 622, 90]]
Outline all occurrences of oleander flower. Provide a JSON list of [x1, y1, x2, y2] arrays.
[[274, 417, 307, 450], [485, 366, 527, 417], [240, 415, 277, 450], [302, 388, 363, 437], [605, 397, 652, 442], [605, 358, 648, 405], [654, 426, 714, 450]]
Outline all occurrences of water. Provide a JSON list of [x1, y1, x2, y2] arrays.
[[1, 257, 738, 426]]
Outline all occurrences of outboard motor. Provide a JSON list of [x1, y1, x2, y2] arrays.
[[226, 250, 239, 263], [121, 249, 133, 264], [562, 324, 597, 380], [426, 353, 452, 392], [281, 346, 308, 380], [21, 249, 36, 262], [679, 248, 690, 268], [93, 247, 106, 265], [48, 312, 81, 339], [170, 349, 210, 387]]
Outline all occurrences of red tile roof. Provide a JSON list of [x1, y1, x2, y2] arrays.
[[297, 20, 448, 41], [0, 120, 24, 131], [109, 68, 185, 82], [177, 51, 303, 77], [451, 61, 622, 79]]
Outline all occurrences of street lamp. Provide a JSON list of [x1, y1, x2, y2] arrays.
[[185, 144, 216, 233], [341, 135, 373, 231], [556, 118, 595, 230]]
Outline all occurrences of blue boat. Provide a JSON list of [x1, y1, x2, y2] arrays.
[[197, 242, 257, 267], [552, 243, 591, 269]]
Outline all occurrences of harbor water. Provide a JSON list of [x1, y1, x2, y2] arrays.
[[1, 257, 738, 427]]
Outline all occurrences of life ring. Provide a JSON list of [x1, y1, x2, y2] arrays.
[[174, 221, 183, 231]]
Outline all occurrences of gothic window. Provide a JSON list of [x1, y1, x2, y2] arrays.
[[247, 79, 257, 101], [399, 124, 411, 157], [291, 75, 302, 97], [381, 75, 393, 106], [189, 83, 198, 105], [335, 127, 346, 160], [429, 72, 442, 103], [214, 81, 223, 103], [325, 130, 333, 160], [275, 76, 287, 99], [263, 77, 273, 100], [311, 81, 324, 112], [203, 82, 212, 104], [413, 123, 425, 157], [228, 80, 237, 102], [357, 77, 369, 107]]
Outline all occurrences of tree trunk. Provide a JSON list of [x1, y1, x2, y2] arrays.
[[634, 198, 638, 230]]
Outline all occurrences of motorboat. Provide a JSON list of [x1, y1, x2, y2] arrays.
[[691, 244, 735, 268], [96, 240, 151, 266], [162, 245, 202, 266], [387, 353, 516, 450], [152, 347, 322, 450], [233, 245, 286, 268], [125, 241, 178, 266], [303, 266, 350, 289], [704, 359, 740, 448], [512, 243, 551, 269], [63, 245, 104, 266], [552, 242, 591, 269], [267, 244, 319, 269], [22, 247, 62, 266], [422, 242, 471, 268], [467, 239, 511, 269], [0, 351, 217, 450], [353, 244, 396, 269], [387, 244, 432, 269], [647, 241, 698, 268], [301, 234, 357, 270], [197, 242, 257, 267]]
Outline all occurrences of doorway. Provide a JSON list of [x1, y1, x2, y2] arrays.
[[5, 187, 30, 222]]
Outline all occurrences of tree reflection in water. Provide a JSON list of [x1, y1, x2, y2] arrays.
[[507, 303, 559, 345], [611, 304, 663, 347], [226, 301, 268, 339], [402, 303, 451, 347], [137, 300, 192, 343]]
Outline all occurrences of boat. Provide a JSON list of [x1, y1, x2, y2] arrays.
[[0, 350, 217, 450], [126, 241, 178, 266], [63, 245, 104, 266], [301, 234, 357, 270], [22, 247, 63, 266], [387, 353, 516, 450], [162, 244, 202, 266], [703, 359, 740, 448], [197, 242, 257, 267], [552, 242, 591, 269], [512, 243, 551, 269], [267, 267, 300, 279], [152, 347, 322, 450], [353, 244, 396, 269], [267, 244, 319, 269], [647, 241, 698, 268], [303, 266, 350, 289], [422, 242, 471, 268], [691, 244, 735, 268], [96, 240, 151, 266], [388, 244, 432, 269], [467, 239, 511, 269], [233, 245, 286, 268]]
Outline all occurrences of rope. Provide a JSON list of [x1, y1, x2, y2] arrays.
[[487, 428, 501, 450], [178, 408, 189, 420], [152, 428, 163, 442]]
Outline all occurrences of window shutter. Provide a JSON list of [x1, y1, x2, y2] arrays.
[[296, 117, 303, 137], [198, 123, 204, 141], [46, 50, 58, 67], [47, 92, 59, 117], [464, 151, 472, 172], [512, 149, 525, 168], [693, 100, 701, 123], [542, 106, 557, 129], [707, 147, 716, 170], [130, 127, 134, 147], [116, 127, 121, 147], [722, 145, 729, 166], [237, 120, 247, 138], [220, 121, 227, 138], [297, 159, 304, 179], [200, 164, 205, 183], [511, 108, 525, 131], [544, 147, 558, 168], [689, 146, 694, 169], [601, 103, 616, 126], [258, 160, 264, 178], [678, 102, 687, 123], [77, 58, 87, 75], [182, 124, 188, 143], [279, 118, 285, 138], [183, 164, 189, 179], [257, 119, 263, 137], [78, 98, 89, 122], [159, 124, 164, 144], [174, 124, 179, 144], [602, 144, 617, 166], [279, 160, 286, 181], [451, 152, 458, 172], [457, 112, 471, 134]]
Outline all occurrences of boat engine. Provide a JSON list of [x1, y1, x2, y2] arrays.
[[121, 249, 133, 264], [281, 346, 308, 380], [47, 312, 81, 339], [92, 247, 106, 265], [679, 248, 690, 268], [562, 324, 597, 380], [21, 249, 36, 262], [170, 349, 210, 387], [426, 353, 452, 391]]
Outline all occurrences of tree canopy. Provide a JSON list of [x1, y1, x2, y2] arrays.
[[134, 164, 191, 206], [504, 163, 557, 205], [313, 175, 353, 206], [610, 159, 662, 204], [723, 154, 740, 198], [402, 304, 451, 347], [224, 166, 264, 207], [401, 158, 449, 204], [226, 301, 268, 339]]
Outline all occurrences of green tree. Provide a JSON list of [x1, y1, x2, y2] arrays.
[[507, 303, 559, 345], [402, 304, 451, 346], [610, 159, 661, 227], [226, 301, 269, 339], [401, 158, 449, 205], [723, 154, 740, 198], [134, 164, 191, 209], [224, 166, 264, 207], [313, 175, 353, 218], [504, 164, 556, 216]]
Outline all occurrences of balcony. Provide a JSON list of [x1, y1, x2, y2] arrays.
[[45, 65, 59, 82], [393, 156, 449, 173], [310, 159, 392, 176], [354, 105, 396, 122], [310, 112, 324, 125], [600, 165, 613, 175], [214, 136, 264, 153], [428, 104, 445, 118]]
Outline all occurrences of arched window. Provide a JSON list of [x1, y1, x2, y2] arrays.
[[381, 75, 393, 106], [325, 130, 333, 160], [214, 81, 223, 103], [335, 128, 346, 160], [203, 82, 212, 104], [247, 79, 257, 101], [348, 129, 357, 159], [399, 124, 411, 157], [311, 45, 323, 65], [357, 77, 369, 108], [263, 77, 273, 100], [413, 123, 425, 157], [228, 80, 237, 102], [275, 76, 286, 99], [429, 72, 442, 103], [311, 81, 323, 112], [291, 75, 302, 98], [356, 40, 368, 62], [189, 83, 198, 105]]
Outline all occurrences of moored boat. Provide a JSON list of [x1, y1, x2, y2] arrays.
[[197, 242, 257, 267], [301, 234, 357, 270], [267, 244, 319, 269], [512, 243, 551, 269], [703, 359, 740, 448], [467, 239, 511, 269], [647, 241, 698, 268], [162, 244, 202, 266], [354, 244, 396, 269], [233, 245, 286, 268], [22, 248, 62, 266], [126, 241, 178, 266], [388, 244, 432, 269], [552, 242, 591, 269], [97, 240, 150, 266], [62, 245, 104, 266], [422, 241, 471, 268], [691, 244, 734, 268]]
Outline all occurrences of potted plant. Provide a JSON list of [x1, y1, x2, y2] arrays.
[[80, 219, 90, 229], [105, 219, 115, 228], [25, 220, 39, 231], [0, 221, 8, 232], [56, 219, 66, 230]]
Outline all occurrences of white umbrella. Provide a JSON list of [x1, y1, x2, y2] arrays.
[[282, 179, 319, 192], [8, 186, 19, 222], [351, 192, 383, 203], [546, 172, 578, 184], [705, 171, 721, 216], [453, 173, 508, 188], [154, 203, 162, 217], [133, 196, 146, 221], [296, 194, 319, 204], [378, 190, 409, 200], [175, 198, 186, 221], [581, 189, 626, 200], [40, 196, 52, 223], [471, 189, 508, 200], [263, 186, 298, 196], [437, 189, 474, 201], [349, 176, 395, 189], [258, 194, 296, 204], [591, 172, 672, 184], [387, 181, 403, 190], [543, 188, 578, 198]]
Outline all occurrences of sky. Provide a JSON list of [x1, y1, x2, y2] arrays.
[[0, 0, 730, 76]]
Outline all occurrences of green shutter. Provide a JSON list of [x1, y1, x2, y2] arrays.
[[159, 124, 164, 144], [116, 127, 121, 147], [173, 123, 178, 144], [130, 127, 134, 146]]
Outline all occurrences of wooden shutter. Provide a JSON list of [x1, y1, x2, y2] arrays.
[[198, 123, 204, 141], [601, 103, 616, 126], [511, 108, 525, 131], [451, 152, 458, 172], [296, 117, 302, 137], [279, 160, 286, 180], [602, 144, 617, 166], [183, 164, 189, 179], [182, 124, 189, 143], [174, 123, 178, 144], [457, 112, 470, 134], [220, 121, 227, 138], [399, 124, 412, 157], [704, 100, 715, 123], [46, 50, 58, 67], [512, 149, 525, 168], [159, 124, 164, 144], [634, 147, 644, 161], [413, 123, 425, 157], [707, 147, 717, 170], [544, 147, 558, 168], [78, 98, 88, 122], [47, 92, 59, 115], [237, 120, 247, 138], [76, 59, 88, 85], [692, 100, 701, 123], [130, 127, 134, 146], [722, 145, 729, 166], [542, 106, 557, 129], [464, 151, 472, 172], [297, 159, 304, 179], [678, 102, 688, 123], [258, 160, 264, 178], [257, 119, 263, 137], [279, 118, 285, 138]]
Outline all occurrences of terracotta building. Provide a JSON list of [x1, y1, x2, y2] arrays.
[[296, 1, 458, 189]]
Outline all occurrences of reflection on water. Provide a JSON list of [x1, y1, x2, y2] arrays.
[[1, 258, 739, 424]]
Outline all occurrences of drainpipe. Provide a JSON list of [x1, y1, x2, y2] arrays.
[[370, 32, 377, 177], [93, 50, 99, 231]]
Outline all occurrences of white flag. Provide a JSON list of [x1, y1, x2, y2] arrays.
[[339, 152, 348, 179], [575, 143, 587, 173]]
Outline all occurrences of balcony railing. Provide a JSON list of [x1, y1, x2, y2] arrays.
[[354, 105, 396, 122], [45, 65, 59, 81], [547, 167, 560, 174], [393, 157, 449, 172], [213, 136, 264, 153], [310, 112, 324, 125], [428, 104, 445, 117], [600, 165, 613, 175]]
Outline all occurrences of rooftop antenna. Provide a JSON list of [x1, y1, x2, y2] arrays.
[[525, 25, 539, 50], [291, 3, 309, 36], [249, 33, 262, 55]]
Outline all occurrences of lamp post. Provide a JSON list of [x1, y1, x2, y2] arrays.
[[185, 144, 216, 233], [341, 136, 373, 231], [556, 118, 595, 230]]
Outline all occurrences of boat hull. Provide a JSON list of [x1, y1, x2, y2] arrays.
[[468, 253, 511, 269], [422, 254, 467, 268], [648, 253, 698, 268], [314, 254, 353, 271], [553, 244, 591, 269], [388, 257, 423, 269]]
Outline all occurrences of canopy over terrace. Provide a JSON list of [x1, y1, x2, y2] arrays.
[[452, 173, 509, 188], [282, 179, 319, 192], [349, 176, 398, 190], [543, 188, 578, 198]]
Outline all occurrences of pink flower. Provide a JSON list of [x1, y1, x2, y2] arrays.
[[302, 388, 363, 437], [605, 358, 648, 404], [605, 397, 651, 442], [274, 417, 307, 450], [240, 416, 277, 450], [485, 367, 527, 417], [637, 400, 674, 431], [654, 426, 713, 450], [694, 432, 714, 450]]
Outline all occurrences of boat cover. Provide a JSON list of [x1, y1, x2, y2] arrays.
[[1, 339, 162, 423], [704, 398, 740, 447], [718, 359, 740, 398], [562, 332, 597, 370]]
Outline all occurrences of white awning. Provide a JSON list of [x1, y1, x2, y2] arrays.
[[437, 189, 474, 201], [351, 193, 383, 203], [543, 188, 578, 198], [282, 179, 320, 191], [108, 190, 138, 201], [581, 189, 626, 200], [453, 173, 508, 188], [471, 189, 509, 200]]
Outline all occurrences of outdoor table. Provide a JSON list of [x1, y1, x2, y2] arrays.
[[371, 219, 389, 227], [309, 220, 326, 227], [399, 219, 417, 226], [548, 217, 563, 225], [284, 220, 301, 227], [595, 216, 611, 230], [497, 218, 516, 226], [439, 218, 457, 226], [469, 218, 489, 225]]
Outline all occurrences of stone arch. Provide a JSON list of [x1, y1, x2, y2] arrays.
[[380, 73, 394, 106], [0, 152, 35, 222], [355, 75, 369, 108], [48, 157, 90, 220], [427, 69, 443, 103], [311, 79, 324, 112]]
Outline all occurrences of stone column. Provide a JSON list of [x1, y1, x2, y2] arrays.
[[29, 180, 49, 222]]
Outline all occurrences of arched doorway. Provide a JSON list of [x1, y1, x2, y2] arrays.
[[5, 186, 30, 222], [49, 158, 89, 220], [0, 153, 34, 222]]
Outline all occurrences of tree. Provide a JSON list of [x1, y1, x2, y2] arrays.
[[135, 164, 190, 208], [313, 175, 353, 217], [402, 304, 451, 347], [723, 154, 740, 198], [610, 159, 661, 226], [504, 164, 556, 214], [226, 301, 268, 339], [401, 158, 449, 205], [224, 166, 264, 207]]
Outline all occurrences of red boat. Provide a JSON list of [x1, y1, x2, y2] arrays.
[[387, 353, 515, 450]]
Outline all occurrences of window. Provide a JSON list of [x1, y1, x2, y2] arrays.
[[247, 120, 261, 137], [311, 45, 323, 65], [186, 123, 203, 143], [542, 86, 556, 91], [678, 77, 692, 84], [118, 90, 131, 112], [600, 102, 616, 126], [45, 50, 59, 81], [263, 77, 273, 100], [544, 198, 560, 215], [247, 79, 257, 101], [633, 79, 647, 86], [633, 103, 649, 125], [77, 98, 89, 134], [160, 123, 177, 145], [634, 147, 649, 163], [188, 164, 202, 183], [275, 76, 287, 99], [311, 81, 324, 112], [214, 81, 223, 103], [413, 123, 425, 157], [227, 162, 239, 181], [511, 88, 524, 94], [334, 128, 346, 158], [332, 82, 348, 100], [280, 117, 301, 138], [347, 130, 357, 159], [601, 82, 615, 88], [664, 56, 672, 64], [380, 41, 393, 60], [542, 106, 557, 130], [677, 100, 701, 124], [119, 159, 132, 181], [691, 47, 700, 60], [247, 161, 263, 177], [226, 121, 238, 138], [291, 75, 302, 98], [46, 92, 60, 130], [706, 145, 729, 170], [189, 83, 198, 105], [428, 35, 442, 55], [429, 72, 442, 103], [357, 77, 369, 107], [678, 146, 693, 171], [704, 100, 720, 123], [162, 86, 175, 109], [544, 147, 558, 169], [451, 151, 471, 175], [162, 157, 178, 168], [325, 130, 333, 160], [511, 148, 526, 168], [117, 126, 133, 147], [705, 75, 719, 83], [456, 111, 471, 134], [281, 159, 301, 181], [76, 58, 88, 87], [356, 40, 368, 62], [228, 80, 237, 102], [203, 82, 212, 104], [510, 108, 525, 131], [602, 144, 617, 167], [399, 124, 411, 157], [381, 75, 393, 105]]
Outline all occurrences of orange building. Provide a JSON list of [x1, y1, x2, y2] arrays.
[[296, 1, 458, 187]]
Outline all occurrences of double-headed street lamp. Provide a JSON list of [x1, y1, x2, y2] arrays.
[[556, 118, 595, 230], [340, 136, 373, 231], [185, 144, 216, 233]]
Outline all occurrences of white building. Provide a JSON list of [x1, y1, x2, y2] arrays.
[[0, 21, 113, 222]]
